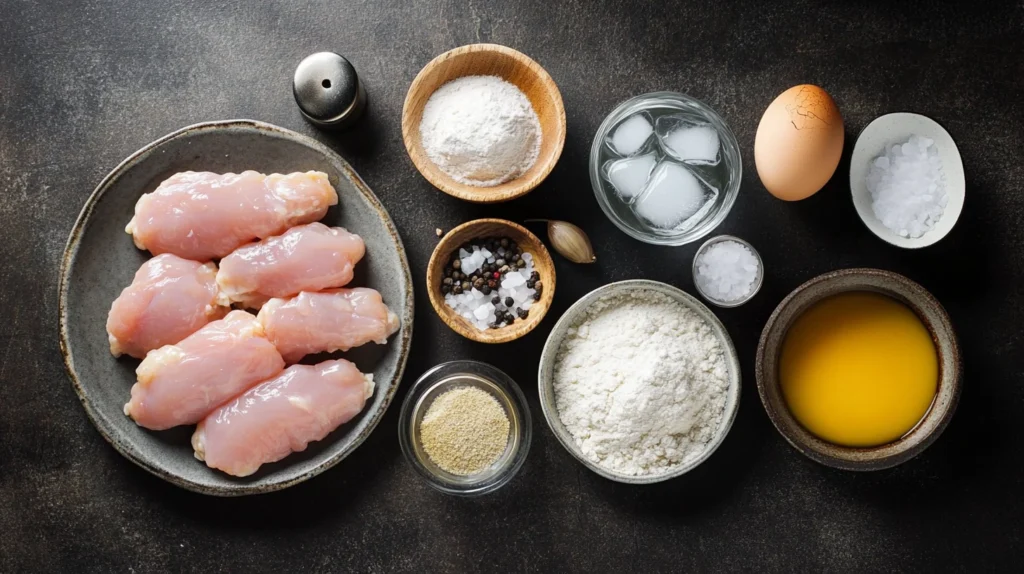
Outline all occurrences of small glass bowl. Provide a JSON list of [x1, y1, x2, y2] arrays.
[[398, 360, 532, 496], [692, 235, 764, 308], [589, 91, 742, 246]]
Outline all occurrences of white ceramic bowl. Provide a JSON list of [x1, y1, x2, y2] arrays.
[[849, 112, 965, 249], [537, 280, 741, 484]]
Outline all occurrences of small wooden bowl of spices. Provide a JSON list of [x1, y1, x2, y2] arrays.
[[402, 43, 566, 203], [398, 360, 532, 496], [428, 218, 556, 343]]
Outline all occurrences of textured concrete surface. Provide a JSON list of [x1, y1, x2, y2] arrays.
[[2, 0, 1023, 571]]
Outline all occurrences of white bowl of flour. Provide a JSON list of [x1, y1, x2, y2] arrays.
[[538, 280, 741, 483]]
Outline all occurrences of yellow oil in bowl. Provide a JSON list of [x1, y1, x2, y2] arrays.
[[779, 292, 938, 447]]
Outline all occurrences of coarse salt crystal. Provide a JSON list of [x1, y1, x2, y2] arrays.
[[866, 135, 947, 239], [695, 240, 760, 303]]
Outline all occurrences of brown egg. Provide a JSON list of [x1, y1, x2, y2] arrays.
[[754, 85, 844, 201]]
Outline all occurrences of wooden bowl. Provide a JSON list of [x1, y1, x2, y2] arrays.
[[756, 268, 962, 471], [402, 44, 566, 203], [427, 219, 556, 343]]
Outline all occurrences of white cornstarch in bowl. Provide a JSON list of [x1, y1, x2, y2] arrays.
[[419, 75, 541, 187], [552, 289, 730, 477]]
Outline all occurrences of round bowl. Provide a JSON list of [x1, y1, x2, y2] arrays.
[[849, 112, 965, 249], [537, 279, 741, 483], [402, 43, 566, 203], [692, 234, 764, 308], [398, 361, 532, 496], [756, 268, 962, 470], [427, 218, 556, 343], [589, 92, 742, 246], [58, 120, 414, 495]]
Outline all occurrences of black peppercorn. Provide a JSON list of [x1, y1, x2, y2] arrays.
[[452, 285, 463, 294], [481, 285, 491, 295], [491, 296, 501, 305], [504, 297, 514, 308], [526, 279, 535, 289], [499, 238, 508, 248], [441, 284, 450, 294], [451, 271, 460, 281], [488, 321, 499, 329], [532, 291, 540, 301], [517, 308, 528, 319], [530, 271, 539, 281]]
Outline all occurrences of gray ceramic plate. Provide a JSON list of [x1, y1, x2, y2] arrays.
[[58, 120, 414, 496], [537, 279, 741, 484]]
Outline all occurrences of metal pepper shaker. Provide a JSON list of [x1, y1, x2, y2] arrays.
[[293, 52, 367, 130]]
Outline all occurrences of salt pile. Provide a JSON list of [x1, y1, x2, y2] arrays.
[[443, 248, 538, 331], [695, 240, 760, 303], [865, 135, 947, 239]]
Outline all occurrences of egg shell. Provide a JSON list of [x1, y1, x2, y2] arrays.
[[754, 85, 844, 201]]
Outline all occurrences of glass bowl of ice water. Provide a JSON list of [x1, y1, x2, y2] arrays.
[[589, 92, 742, 246]]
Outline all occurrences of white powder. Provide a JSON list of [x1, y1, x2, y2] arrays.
[[552, 289, 730, 477], [419, 75, 541, 187], [866, 135, 948, 238]]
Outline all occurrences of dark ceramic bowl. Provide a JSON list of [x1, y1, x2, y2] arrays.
[[756, 268, 961, 471], [58, 120, 414, 495]]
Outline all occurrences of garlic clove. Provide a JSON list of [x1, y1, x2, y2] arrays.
[[544, 220, 596, 264]]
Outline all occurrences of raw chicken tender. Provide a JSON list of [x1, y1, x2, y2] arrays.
[[257, 288, 400, 363], [216, 222, 365, 308], [106, 254, 227, 359], [192, 359, 375, 477], [126, 171, 338, 261], [125, 310, 285, 430]]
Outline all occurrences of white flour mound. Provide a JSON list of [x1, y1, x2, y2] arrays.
[[419, 75, 541, 187], [552, 289, 730, 476]]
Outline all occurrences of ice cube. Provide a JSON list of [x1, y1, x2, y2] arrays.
[[656, 116, 720, 165], [633, 161, 717, 230], [604, 153, 657, 201], [608, 113, 653, 156]]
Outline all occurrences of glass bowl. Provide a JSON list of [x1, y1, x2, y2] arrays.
[[692, 235, 764, 308], [589, 92, 742, 246], [398, 360, 531, 496]]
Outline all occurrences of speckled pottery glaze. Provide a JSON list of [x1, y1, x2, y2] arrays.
[[58, 120, 414, 496], [537, 279, 741, 484], [756, 268, 961, 471]]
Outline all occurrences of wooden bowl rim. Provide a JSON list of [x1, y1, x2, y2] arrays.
[[401, 43, 567, 204], [427, 218, 556, 343]]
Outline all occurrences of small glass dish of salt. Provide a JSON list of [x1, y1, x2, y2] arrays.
[[692, 235, 763, 307]]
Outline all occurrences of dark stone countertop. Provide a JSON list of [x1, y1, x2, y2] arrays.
[[2, 1, 1022, 571]]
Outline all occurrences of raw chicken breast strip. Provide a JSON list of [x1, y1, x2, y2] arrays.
[[126, 171, 338, 261], [106, 254, 227, 359], [192, 359, 375, 477], [216, 222, 366, 309], [257, 288, 400, 364], [125, 310, 285, 430]]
